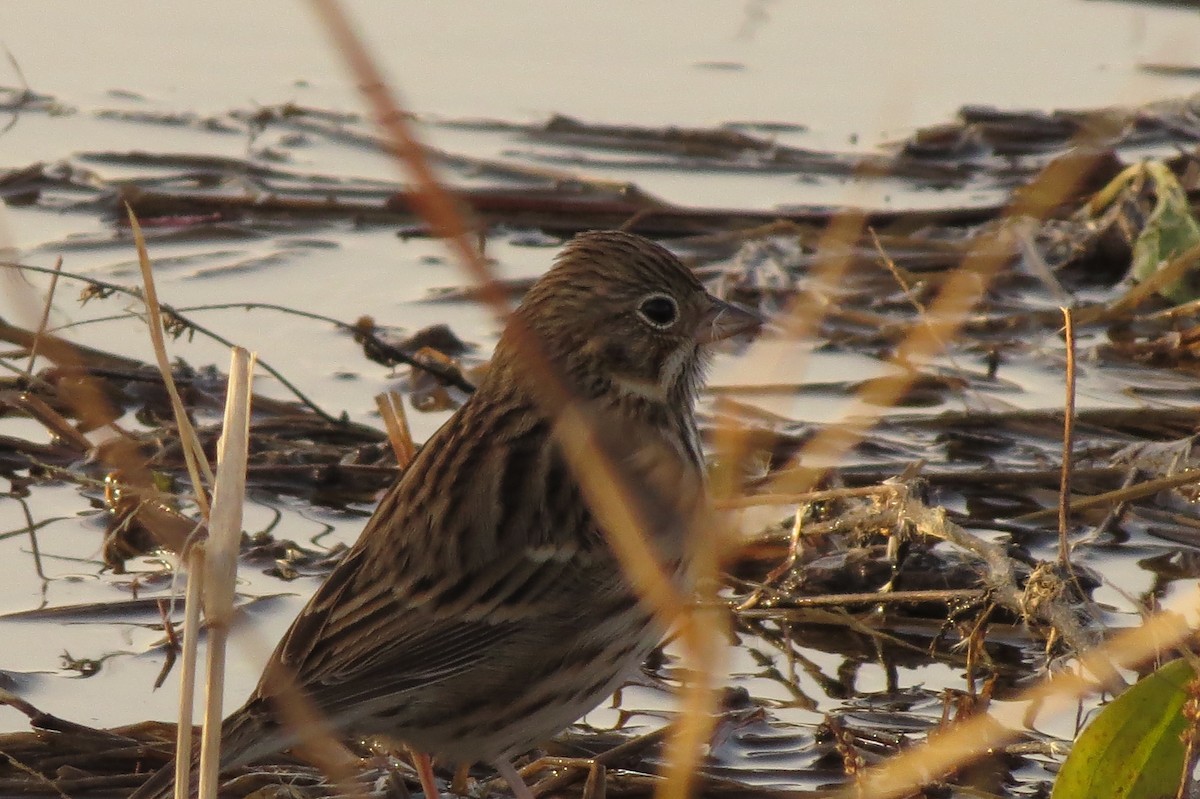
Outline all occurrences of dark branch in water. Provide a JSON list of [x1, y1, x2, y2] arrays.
[[0, 261, 476, 411]]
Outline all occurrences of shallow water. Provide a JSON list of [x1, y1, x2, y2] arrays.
[[1, 2, 1199, 795]]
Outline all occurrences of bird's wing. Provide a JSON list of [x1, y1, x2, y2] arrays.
[[267, 530, 602, 713], [254, 386, 696, 718], [259, 389, 611, 708]]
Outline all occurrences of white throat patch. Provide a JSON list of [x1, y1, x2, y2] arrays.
[[611, 343, 693, 403]]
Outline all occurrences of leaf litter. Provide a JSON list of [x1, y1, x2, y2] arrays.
[[4, 87, 1200, 796]]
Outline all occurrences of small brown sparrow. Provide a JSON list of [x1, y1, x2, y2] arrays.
[[132, 230, 760, 799]]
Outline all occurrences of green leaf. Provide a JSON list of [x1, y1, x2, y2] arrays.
[[1052, 657, 1194, 799], [1129, 161, 1200, 304]]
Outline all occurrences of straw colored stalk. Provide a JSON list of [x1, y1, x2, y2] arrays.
[[175, 546, 205, 799], [375, 390, 416, 468], [127, 205, 215, 514], [308, 5, 726, 798], [197, 348, 255, 799], [128, 207, 219, 798], [841, 587, 1200, 799]]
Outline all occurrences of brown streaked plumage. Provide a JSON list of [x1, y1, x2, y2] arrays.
[[131, 230, 760, 799]]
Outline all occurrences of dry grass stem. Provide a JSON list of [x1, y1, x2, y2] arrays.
[[306, 0, 691, 622], [736, 506, 806, 612], [846, 589, 1199, 799], [306, 0, 497, 310], [735, 587, 988, 613], [374, 390, 416, 468], [253, 659, 360, 795], [1015, 467, 1200, 524], [128, 205, 214, 516], [868, 227, 962, 377], [1058, 307, 1076, 568], [708, 213, 864, 509], [308, 5, 727, 797], [174, 547, 205, 799], [131, 205, 239, 798], [717, 483, 900, 510], [197, 347, 255, 799], [22, 255, 62, 378], [553, 408, 693, 622], [1, 391, 93, 452]]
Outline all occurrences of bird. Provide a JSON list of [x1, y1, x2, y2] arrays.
[[130, 230, 761, 799]]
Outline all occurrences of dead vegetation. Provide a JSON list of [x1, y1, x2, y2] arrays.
[[3, 43, 1200, 799]]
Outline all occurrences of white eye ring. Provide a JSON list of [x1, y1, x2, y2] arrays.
[[636, 293, 679, 329]]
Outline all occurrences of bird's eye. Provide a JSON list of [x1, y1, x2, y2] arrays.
[[637, 294, 679, 329]]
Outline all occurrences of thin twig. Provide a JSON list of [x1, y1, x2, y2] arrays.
[[1, 45, 32, 136], [735, 587, 988, 613], [15, 497, 49, 606], [1015, 468, 1200, 523], [44, 301, 477, 393], [1, 259, 349, 422], [1058, 307, 1076, 569], [128, 206, 214, 517], [23, 256, 63, 378], [736, 506, 806, 611], [1087, 466, 1140, 543], [867, 227, 971, 386]]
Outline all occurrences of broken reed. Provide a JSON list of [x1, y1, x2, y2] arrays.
[[129, 207, 255, 799]]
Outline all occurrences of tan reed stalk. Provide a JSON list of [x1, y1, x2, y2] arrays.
[[708, 213, 866, 510], [127, 206, 215, 514], [197, 348, 255, 799], [305, 0, 691, 617], [306, 9, 723, 799], [175, 546, 205, 799], [1058, 307, 1076, 568], [22, 255, 62, 378], [755, 154, 1111, 505], [843, 584, 1200, 799], [1015, 467, 1200, 524], [128, 208, 219, 799], [374, 390, 416, 467]]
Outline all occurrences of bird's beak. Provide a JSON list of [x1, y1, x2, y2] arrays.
[[695, 295, 762, 344]]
